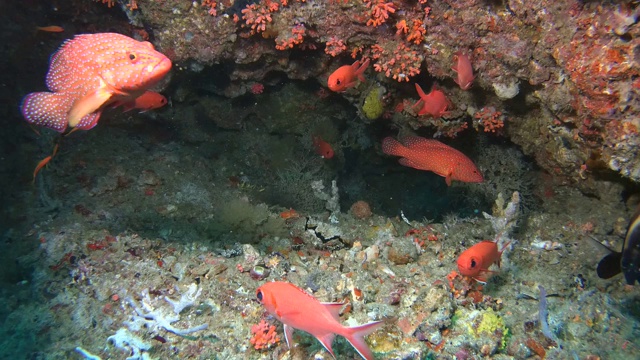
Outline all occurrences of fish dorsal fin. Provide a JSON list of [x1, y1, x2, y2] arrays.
[[67, 78, 114, 128], [402, 136, 448, 150], [321, 302, 343, 321]]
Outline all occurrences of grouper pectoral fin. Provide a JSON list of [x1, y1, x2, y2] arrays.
[[68, 78, 114, 127]]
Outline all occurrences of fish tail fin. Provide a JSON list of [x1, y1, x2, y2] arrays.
[[21, 92, 72, 133], [342, 321, 383, 360], [382, 137, 408, 157], [597, 252, 623, 279]]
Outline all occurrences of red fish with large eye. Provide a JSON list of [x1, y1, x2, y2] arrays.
[[20, 33, 172, 132], [255, 281, 382, 360], [116, 91, 168, 112], [327, 59, 370, 92], [412, 84, 451, 117], [452, 51, 475, 90], [457, 239, 510, 282], [313, 135, 334, 159]]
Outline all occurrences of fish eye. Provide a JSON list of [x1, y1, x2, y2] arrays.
[[129, 53, 137, 60], [470, 259, 477, 268], [256, 289, 263, 302], [336, 79, 341, 85]]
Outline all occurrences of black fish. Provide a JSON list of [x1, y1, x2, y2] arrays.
[[597, 205, 640, 285]]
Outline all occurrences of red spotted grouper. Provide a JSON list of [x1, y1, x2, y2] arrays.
[[20, 33, 172, 132], [382, 135, 483, 186]]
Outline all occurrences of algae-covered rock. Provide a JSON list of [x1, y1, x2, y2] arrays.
[[471, 308, 510, 351], [361, 85, 386, 120]]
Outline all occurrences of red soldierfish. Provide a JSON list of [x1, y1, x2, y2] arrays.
[[382, 136, 483, 186], [457, 239, 510, 282], [452, 51, 475, 90], [20, 33, 172, 132], [327, 59, 370, 92], [256, 281, 383, 360], [313, 135, 334, 159], [116, 91, 168, 112], [412, 84, 451, 117]]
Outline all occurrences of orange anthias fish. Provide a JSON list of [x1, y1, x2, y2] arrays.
[[327, 59, 370, 92], [382, 136, 483, 186], [36, 25, 64, 33], [33, 143, 59, 183], [20, 33, 172, 133], [452, 51, 475, 90], [279, 208, 299, 219], [413, 84, 451, 117], [116, 90, 168, 112], [457, 239, 511, 282], [313, 135, 334, 159], [256, 281, 383, 360]]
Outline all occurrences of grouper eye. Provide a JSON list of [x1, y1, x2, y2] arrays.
[[470, 259, 477, 268], [256, 290, 263, 302]]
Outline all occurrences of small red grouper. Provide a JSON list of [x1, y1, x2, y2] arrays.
[[413, 84, 451, 117], [20, 33, 172, 132], [382, 135, 483, 186], [256, 281, 383, 360]]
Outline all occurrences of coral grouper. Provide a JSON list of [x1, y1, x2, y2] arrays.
[[20, 33, 172, 132], [382, 136, 483, 186]]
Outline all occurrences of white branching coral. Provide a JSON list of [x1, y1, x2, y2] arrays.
[[311, 179, 340, 223], [106, 328, 152, 360], [483, 191, 520, 237], [482, 192, 520, 264], [124, 284, 208, 336]]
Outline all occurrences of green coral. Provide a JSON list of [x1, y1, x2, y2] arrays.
[[361, 85, 385, 120]]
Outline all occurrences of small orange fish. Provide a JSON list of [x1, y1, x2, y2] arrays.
[[313, 136, 334, 159], [413, 84, 451, 117], [280, 208, 299, 219], [117, 91, 167, 112], [382, 136, 483, 186], [36, 26, 64, 33], [452, 51, 475, 90], [33, 156, 52, 183], [32, 144, 59, 183], [256, 281, 383, 360], [457, 239, 511, 282], [327, 59, 370, 92]]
